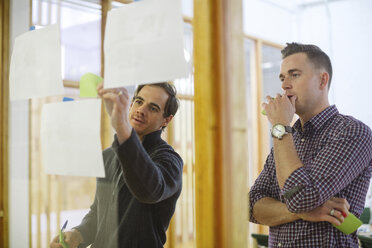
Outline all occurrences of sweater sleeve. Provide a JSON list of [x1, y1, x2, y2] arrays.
[[73, 184, 98, 247], [73, 147, 115, 247], [112, 129, 183, 204]]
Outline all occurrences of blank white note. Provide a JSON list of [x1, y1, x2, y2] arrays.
[[9, 24, 64, 101], [41, 99, 105, 177], [104, 0, 188, 88]]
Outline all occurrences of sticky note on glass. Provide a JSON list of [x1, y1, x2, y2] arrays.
[[79, 73, 102, 97], [104, 0, 188, 88], [9, 24, 64, 101], [333, 212, 363, 235], [40, 99, 105, 177]]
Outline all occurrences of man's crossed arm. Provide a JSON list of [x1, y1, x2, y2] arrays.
[[252, 197, 350, 227]]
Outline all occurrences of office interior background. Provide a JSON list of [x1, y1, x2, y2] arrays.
[[0, 0, 371, 247]]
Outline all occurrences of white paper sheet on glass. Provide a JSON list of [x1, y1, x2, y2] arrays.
[[9, 24, 64, 101], [40, 99, 105, 177], [104, 0, 188, 88]]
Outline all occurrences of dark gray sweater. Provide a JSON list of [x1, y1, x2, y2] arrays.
[[74, 129, 183, 248]]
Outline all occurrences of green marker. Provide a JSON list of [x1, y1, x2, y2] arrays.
[[59, 220, 69, 248], [332, 212, 362, 235], [261, 97, 274, 115]]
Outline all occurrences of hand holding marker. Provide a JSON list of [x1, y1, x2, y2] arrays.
[[59, 220, 69, 248]]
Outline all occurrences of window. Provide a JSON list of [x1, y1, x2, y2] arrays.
[[243, 36, 284, 244], [29, 1, 196, 248], [30, 1, 101, 247]]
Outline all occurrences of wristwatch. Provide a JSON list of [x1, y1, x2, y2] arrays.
[[271, 124, 292, 140]]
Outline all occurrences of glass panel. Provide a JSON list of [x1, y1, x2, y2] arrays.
[[172, 99, 195, 246], [112, 1, 126, 8], [244, 38, 260, 247], [113, 0, 193, 17], [168, 22, 195, 248], [30, 1, 101, 247], [261, 45, 282, 101], [182, 0, 193, 17], [32, 0, 101, 82], [261, 45, 282, 147], [244, 38, 255, 187], [174, 22, 194, 95]]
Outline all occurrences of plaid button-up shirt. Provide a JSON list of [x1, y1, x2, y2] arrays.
[[250, 105, 372, 247]]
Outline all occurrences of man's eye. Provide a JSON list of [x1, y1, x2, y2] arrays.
[[135, 99, 143, 105], [292, 73, 300, 78], [150, 107, 158, 112]]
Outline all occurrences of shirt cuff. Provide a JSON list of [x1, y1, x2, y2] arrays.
[[249, 192, 269, 224], [280, 167, 309, 212]]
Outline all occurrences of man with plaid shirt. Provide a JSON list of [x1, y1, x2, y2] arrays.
[[249, 43, 372, 247]]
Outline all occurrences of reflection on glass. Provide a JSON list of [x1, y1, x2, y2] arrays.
[[182, 0, 193, 17], [172, 21, 195, 247], [261, 45, 282, 147], [174, 22, 194, 96], [30, 1, 101, 247], [262, 45, 282, 101], [244, 38, 254, 114], [32, 0, 101, 81]]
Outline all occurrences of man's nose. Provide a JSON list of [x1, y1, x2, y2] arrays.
[[136, 104, 147, 115], [281, 78, 292, 90]]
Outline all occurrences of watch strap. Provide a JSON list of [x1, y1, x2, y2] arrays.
[[284, 125, 293, 134]]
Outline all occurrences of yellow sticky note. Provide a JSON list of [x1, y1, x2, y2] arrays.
[[79, 73, 103, 97]]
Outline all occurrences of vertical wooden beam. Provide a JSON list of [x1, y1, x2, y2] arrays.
[[194, 0, 223, 246], [194, 0, 247, 247], [0, 0, 10, 247], [220, 0, 248, 246], [100, 0, 113, 149], [254, 41, 264, 175]]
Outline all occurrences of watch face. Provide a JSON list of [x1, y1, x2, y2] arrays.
[[272, 124, 285, 138]]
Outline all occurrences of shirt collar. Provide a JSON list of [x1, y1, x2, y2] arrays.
[[293, 105, 339, 132], [142, 129, 163, 149]]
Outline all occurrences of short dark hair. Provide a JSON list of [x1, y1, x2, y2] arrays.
[[281, 42, 333, 88], [134, 82, 179, 118]]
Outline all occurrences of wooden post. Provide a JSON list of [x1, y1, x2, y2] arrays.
[[100, 0, 113, 149], [194, 0, 247, 246], [0, 0, 10, 246]]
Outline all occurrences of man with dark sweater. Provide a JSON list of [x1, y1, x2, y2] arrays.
[[50, 82, 183, 248]]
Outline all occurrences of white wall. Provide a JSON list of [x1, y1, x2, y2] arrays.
[[244, 0, 372, 128], [243, 0, 295, 44], [296, 0, 372, 128], [9, 0, 30, 247]]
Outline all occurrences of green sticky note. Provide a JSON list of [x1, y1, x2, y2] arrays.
[[79, 73, 103, 97], [332, 212, 362, 235], [59, 230, 69, 248]]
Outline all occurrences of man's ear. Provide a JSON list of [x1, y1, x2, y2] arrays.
[[162, 115, 174, 128], [320, 71, 329, 89]]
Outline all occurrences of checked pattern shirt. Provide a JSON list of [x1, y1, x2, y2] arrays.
[[249, 105, 372, 247]]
